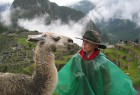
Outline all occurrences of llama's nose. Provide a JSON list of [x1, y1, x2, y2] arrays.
[[68, 38, 73, 43]]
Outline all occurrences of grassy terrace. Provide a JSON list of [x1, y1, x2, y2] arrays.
[[102, 45, 140, 86], [0, 32, 140, 86]]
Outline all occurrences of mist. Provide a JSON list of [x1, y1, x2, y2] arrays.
[[88, 0, 140, 26], [0, 3, 90, 46], [1, 0, 140, 46], [50, 0, 82, 6], [1, 0, 140, 26], [17, 14, 91, 46], [0, 6, 12, 26], [0, 0, 13, 4]]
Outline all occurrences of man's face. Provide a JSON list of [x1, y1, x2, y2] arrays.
[[82, 40, 98, 53]]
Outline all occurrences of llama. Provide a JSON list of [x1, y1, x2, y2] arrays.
[[0, 32, 73, 95]]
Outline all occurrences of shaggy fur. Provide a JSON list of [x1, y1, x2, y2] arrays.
[[0, 32, 73, 95]]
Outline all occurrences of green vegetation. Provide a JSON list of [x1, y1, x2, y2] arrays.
[[124, 69, 140, 86], [16, 37, 36, 48], [0, 30, 78, 74], [102, 45, 140, 86], [17, 38, 28, 46], [21, 64, 36, 75], [0, 30, 140, 86], [0, 30, 38, 73]]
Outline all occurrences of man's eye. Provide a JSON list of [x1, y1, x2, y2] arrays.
[[83, 40, 89, 43]]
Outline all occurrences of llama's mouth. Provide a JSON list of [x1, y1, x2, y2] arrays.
[[27, 38, 40, 42], [27, 34, 44, 42], [27, 37, 45, 43]]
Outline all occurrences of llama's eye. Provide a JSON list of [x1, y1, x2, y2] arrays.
[[43, 34, 47, 37], [53, 37, 60, 41], [68, 38, 73, 43]]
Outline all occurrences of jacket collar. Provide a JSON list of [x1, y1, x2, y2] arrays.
[[79, 49, 100, 60]]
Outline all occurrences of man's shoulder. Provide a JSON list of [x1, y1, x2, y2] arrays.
[[95, 52, 109, 62], [97, 52, 106, 58]]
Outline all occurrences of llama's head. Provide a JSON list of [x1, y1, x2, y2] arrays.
[[27, 32, 73, 52]]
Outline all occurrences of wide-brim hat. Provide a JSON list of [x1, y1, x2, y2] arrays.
[[76, 30, 106, 49]]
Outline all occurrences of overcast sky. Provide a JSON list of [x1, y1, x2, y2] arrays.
[[0, 0, 13, 4]]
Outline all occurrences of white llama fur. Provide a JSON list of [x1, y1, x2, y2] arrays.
[[0, 32, 73, 95]]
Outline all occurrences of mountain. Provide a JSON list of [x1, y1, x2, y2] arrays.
[[9, 0, 99, 31], [69, 1, 109, 43], [69, 0, 95, 14], [11, 0, 84, 22], [69, 0, 140, 44], [97, 19, 140, 43]]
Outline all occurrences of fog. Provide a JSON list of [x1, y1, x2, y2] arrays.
[[1, 0, 140, 46], [88, 0, 140, 26], [0, 6, 90, 46], [17, 14, 91, 46], [0, 6, 12, 26]]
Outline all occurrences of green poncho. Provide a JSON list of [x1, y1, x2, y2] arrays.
[[55, 51, 137, 95]]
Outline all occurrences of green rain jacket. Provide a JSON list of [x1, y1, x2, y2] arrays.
[[55, 49, 137, 95]]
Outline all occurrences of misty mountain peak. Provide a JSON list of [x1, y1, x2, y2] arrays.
[[11, 0, 50, 9], [9, 0, 98, 32]]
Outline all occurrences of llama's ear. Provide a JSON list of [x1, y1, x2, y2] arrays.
[[52, 36, 60, 42], [50, 44, 56, 52]]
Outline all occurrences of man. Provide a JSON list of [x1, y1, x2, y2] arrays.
[[55, 30, 137, 95]]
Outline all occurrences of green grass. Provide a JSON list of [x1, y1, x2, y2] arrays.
[[102, 45, 140, 86], [122, 45, 133, 49], [117, 50, 125, 56], [131, 47, 140, 57], [56, 60, 68, 65], [102, 48, 114, 53], [16, 38, 36, 48], [124, 69, 140, 86], [1, 33, 140, 86], [16, 38, 28, 46], [54, 51, 62, 55], [63, 55, 72, 60], [21, 64, 35, 75], [128, 61, 138, 70], [120, 59, 127, 64]]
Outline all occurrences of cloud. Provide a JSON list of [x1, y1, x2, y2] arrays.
[[0, 0, 80, 6], [50, 0, 82, 6], [0, 6, 12, 26], [0, 0, 14, 4], [88, 0, 140, 25], [17, 14, 90, 46]]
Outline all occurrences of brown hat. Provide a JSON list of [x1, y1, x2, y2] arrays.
[[76, 30, 106, 49]]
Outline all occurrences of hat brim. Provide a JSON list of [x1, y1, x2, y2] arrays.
[[76, 37, 106, 49]]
